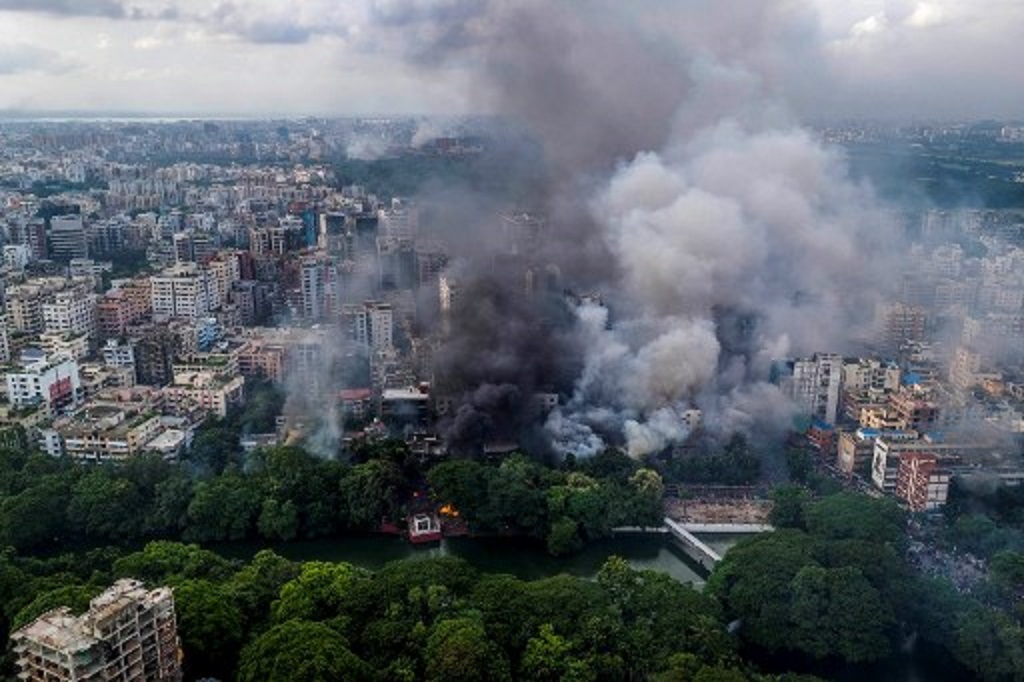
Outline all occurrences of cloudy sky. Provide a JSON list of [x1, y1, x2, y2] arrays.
[[0, 0, 1020, 120]]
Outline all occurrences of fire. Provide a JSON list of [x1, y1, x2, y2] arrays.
[[439, 504, 460, 518]]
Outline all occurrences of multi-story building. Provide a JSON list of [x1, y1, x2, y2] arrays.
[[0, 314, 10, 363], [49, 214, 89, 261], [47, 402, 164, 461], [341, 301, 394, 352], [842, 358, 901, 393], [877, 302, 927, 355], [38, 331, 90, 362], [42, 286, 98, 344], [5, 349, 82, 414], [895, 451, 951, 511], [163, 371, 244, 417], [300, 255, 341, 322], [772, 353, 842, 425], [7, 287, 45, 333], [151, 263, 218, 322], [236, 337, 287, 383], [229, 280, 268, 326], [11, 579, 181, 681]]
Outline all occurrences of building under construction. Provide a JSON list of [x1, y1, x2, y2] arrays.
[[11, 579, 181, 681]]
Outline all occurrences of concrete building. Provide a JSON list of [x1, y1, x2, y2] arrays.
[[342, 301, 394, 352], [151, 263, 218, 322], [229, 280, 268, 326], [47, 402, 164, 462], [163, 371, 244, 417], [772, 353, 842, 425], [11, 579, 181, 681], [895, 451, 951, 511], [42, 287, 98, 344], [5, 349, 82, 414], [0, 314, 10, 364], [49, 215, 89, 261], [842, 358, 901, 393], [300, 256, 341, 321], [877, 302, 927, 354]]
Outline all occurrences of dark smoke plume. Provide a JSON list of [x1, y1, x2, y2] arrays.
[[374, 0, 905, 457]]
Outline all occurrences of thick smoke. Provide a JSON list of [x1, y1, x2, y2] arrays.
[[375, 0, 903, 457]]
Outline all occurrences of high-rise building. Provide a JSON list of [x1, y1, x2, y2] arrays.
[[300, 256, 341, 322], [342, 301, 393, 352], [877, 302, 926, 355], [151, 264, 218, 322], [42, 286, 98, 345], [12, 579, 181, 682], [50, 215, 89, 262], [0, 314, 10, 363], [772, 353, 842, 425]]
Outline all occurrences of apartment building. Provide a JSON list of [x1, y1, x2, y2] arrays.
[[12, 579, 181, 681]]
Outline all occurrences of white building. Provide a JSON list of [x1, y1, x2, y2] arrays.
[[300, 256, 340, 321], [342, 301, 393, 351], [5, 350, 82, 414], [842, 358, 901, 393], [774, 353, 842, 425], [42, 287, 98, 343], [151, 263, 218, 322], [3, 244, 30, 271]]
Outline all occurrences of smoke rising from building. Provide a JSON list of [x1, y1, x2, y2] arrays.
[[376, 0, 905, 457]]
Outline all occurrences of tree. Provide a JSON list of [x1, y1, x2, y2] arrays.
[[769, 485, 811, 529], [425, 617, 512, 682], [68, 470, 144, 540], [547, 516, 583, 556], [521, 623, 593, 681], [706, 530, 815, 653], [339, 459, 405, 529], [112, 541, 235, 585], [272, 561, 369, 625], [185, 473, 260, 541], [0, 475, 72, 550], [228, 550, 300, 632], [257, 498, 299, 541], [953, 606, 1024, 680], [174, 579, 245, 680], [237, 620, 372, 682], [804, 493, 904, 545]]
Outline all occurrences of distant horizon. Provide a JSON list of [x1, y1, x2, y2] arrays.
[[1, 109, 1022, 127]]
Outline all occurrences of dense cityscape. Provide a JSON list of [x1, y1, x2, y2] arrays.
[[0, 1, 1023, 681]]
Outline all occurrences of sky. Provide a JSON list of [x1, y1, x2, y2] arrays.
[[0, 0, 1020, 120]]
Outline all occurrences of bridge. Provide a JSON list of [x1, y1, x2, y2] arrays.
[[663, 517, 723, 571], [612, 519, 773, 572]]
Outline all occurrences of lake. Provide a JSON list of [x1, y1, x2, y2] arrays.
[[212, 531, 724, 584]]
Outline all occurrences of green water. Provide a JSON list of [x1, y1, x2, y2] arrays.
[[211, 532, 733, 585]]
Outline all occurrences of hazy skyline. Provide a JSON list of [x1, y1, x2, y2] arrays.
[[0, 0, 1021, 120]]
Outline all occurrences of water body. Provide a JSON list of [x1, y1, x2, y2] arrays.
[[213, 532, 720, 585]]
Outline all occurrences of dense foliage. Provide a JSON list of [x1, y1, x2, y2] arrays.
[[719, 488, 1024, 681], [0, 431, 661, 558]]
